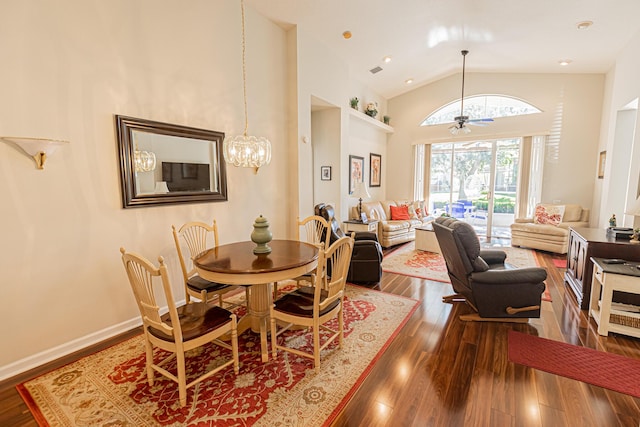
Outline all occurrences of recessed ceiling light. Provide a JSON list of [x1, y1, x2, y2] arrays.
[[405, 78, 413, 84], [559, 59, 572, 66], [383, 56, 392, 63], [342, 30, 352, 39], [577, 21, 593, 30]]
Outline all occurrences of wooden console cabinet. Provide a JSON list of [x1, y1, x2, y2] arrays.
[[565, 227, 640, 309]]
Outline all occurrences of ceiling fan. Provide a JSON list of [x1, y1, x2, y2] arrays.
[[448, 50, 493, 135]]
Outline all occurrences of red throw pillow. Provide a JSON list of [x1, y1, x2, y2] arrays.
[[390, 204, 410, 220]]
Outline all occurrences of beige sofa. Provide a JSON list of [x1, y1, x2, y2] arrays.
[[351, 200, 433, 248], [510, 203, 590, 254]]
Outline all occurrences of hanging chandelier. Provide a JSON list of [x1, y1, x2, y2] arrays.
[[132, 133, 156, 172], [134, 149, 156, 172], [223, 0, 272, 173]]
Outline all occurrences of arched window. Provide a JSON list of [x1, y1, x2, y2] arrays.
[[420, 95, 541, 126]]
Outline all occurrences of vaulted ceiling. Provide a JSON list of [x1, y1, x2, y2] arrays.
[[248, 0, 640, 99]]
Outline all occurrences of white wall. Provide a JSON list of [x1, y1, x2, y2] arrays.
[[312, 108, 341, 208], [295, 28, 389, 222], [387, 73, 605, 210], [597, 28, 640, 229], [0, 0, 288, 377]]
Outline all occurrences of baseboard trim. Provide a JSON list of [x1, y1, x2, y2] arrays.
[[0, 317, 141, 382]]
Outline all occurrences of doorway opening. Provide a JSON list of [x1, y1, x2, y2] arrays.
[[428, 138, 521, 238]]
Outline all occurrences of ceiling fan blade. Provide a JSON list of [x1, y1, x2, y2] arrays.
[[468, 117, 493, 126]]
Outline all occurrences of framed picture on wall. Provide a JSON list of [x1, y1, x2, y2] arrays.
[[598, 151, 606, 179], [348, 155, 364, 194], [370, 153, 381, 187], [321, 166, 332, 181]]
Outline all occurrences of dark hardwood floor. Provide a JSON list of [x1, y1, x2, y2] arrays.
[[2, 241, 640, 426]]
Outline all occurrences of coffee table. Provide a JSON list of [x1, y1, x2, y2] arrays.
[[415, 222, 440, 253]]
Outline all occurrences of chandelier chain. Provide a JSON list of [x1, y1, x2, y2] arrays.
[[241, 0, 249, 137]]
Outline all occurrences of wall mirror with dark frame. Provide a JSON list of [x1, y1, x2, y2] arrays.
[[116, 115, 228, 208]]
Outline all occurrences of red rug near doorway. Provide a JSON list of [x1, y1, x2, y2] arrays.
[[508, 330, 640, 398], [552, 258, 567, 268]]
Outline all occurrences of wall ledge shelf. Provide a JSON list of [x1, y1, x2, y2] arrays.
[[348, 109, 394, 134]]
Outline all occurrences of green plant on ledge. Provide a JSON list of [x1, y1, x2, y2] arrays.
[[350, 97, 359, 109]]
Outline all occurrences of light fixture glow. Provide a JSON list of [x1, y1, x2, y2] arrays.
[[134, 149, 156, 172], [223, 0, 272, 173], [405, 78, 413, 84], [132, 132, 156, 172], [558, 59, 572, 66], [577, 20, 593, 30], [1, 136, 68, 169], [449, 124, 471, 135], [383, 56, 392, 63], [342, 30, 352, 39]]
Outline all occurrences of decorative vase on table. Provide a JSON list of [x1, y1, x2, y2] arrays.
[[251, 215, 273, 254]]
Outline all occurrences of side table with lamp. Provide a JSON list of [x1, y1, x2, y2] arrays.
[[344, 182, 379, 240]]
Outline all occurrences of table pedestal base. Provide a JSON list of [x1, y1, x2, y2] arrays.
[[237, 283, 272, 362]]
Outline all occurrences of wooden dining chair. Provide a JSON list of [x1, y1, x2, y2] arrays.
[[270, 235, 354, 372], [273, 215, 330, 299], [120, 248, 239, 407], [172, 220, 248, 308]]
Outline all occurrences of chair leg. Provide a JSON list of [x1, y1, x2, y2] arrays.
[[338, 304, 344, 349], [231, 323, 239, 374], [176, 350, 187, 406], [313, 324, 320, 373], [270, 317, 278, 359], [144, 337, 154, 385]]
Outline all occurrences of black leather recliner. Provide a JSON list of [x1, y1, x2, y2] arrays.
[[432, 216, 547, 320], [315, 203, 383, 284]]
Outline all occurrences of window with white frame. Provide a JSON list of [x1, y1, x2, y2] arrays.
[[420, 95, 541, 127]]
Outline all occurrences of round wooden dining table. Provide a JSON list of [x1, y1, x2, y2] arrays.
[[194, 239, 319, 362]]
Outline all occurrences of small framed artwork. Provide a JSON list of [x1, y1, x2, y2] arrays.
[[320, 166, 332, 181], [598, 151, 606, 179], [349, 155, 364, 194], [370, 153, 381, 187]]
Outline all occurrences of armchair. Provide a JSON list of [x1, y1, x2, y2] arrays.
[[315, 203, 383, 284], [433, 216, 547, 321]]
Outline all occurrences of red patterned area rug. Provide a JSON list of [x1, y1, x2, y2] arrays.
[[508, 330, 640, 398], [552, 258, 567, 268], [382, 241, 551, 301], [17, 283, 418, 427]]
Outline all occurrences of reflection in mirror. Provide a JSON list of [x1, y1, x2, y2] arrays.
[[116, 115, 227, 208]]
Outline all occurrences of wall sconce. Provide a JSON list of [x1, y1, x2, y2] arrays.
[[1, 137, 69, 169]]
